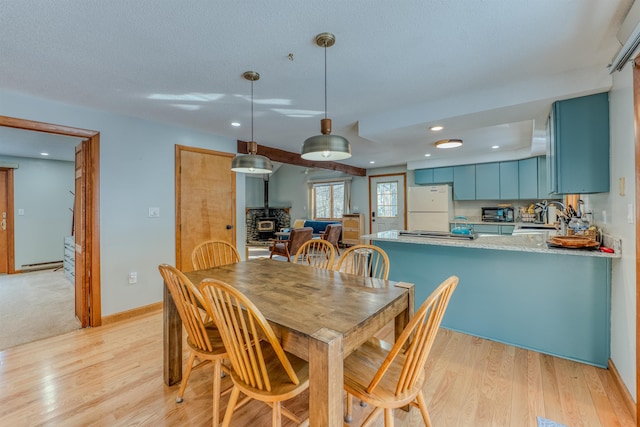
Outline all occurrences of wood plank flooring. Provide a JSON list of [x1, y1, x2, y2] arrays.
[[0, 309, 633, 426]]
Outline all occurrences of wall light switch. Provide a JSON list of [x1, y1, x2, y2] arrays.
[[128, 272, 137, 284], [148, 207, 160, 218], [627, 203, 634, 224], [17, 209, 24, 216]]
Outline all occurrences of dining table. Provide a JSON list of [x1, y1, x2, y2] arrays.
[[162, 258, 414, 426]]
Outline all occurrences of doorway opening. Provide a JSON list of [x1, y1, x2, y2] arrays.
[[0, 115, 101, 327]]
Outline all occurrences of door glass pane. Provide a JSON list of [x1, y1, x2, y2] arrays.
[[332, 183, 344, 218], [315, 185, 330, 218], [376, 181, 398, 217]]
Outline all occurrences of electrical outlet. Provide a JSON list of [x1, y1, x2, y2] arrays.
[[613, 238, 621, 254], [128, 272, 137, 284], [148, 207, 160, 218]]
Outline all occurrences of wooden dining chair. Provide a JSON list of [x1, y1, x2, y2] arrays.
[[191, 240, 241, 270], [157, 264, 229, 426], [269, 227, 313, 262], [334, 244, 390, 279], [199, 278, 310, 427], [343, 275, 459, 426], [321, 223, 342, 255], [292, 238, 336, 270]]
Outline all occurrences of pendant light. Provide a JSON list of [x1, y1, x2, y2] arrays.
[[301, 32, 352, 161], [231, 71, 273, 174]]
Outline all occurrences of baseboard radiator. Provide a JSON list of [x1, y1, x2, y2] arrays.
[[20, 260, 64, 272]]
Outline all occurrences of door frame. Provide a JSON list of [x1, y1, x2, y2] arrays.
[[0, 115, 101, 327], [0, 168, 15, 273], [368, 172, 407, 234]]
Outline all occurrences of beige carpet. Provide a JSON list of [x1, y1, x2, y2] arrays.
[[0, 269, 81, 351]]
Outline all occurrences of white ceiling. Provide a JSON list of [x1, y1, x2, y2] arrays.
[[0, 0, 634, 168]]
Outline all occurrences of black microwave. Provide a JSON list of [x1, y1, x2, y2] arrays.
[[482, 207, 514, 222]]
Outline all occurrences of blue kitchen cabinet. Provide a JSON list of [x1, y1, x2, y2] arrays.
[[475, 163, 500, 200], [499, 161, 519, 200], [500, 225, 514, 235], [414, 167, 454, 185], [414, 168, 434, 185], [469, 224, 500, 234], [518, 157, 538, 199], [453, 165, 476, 200], [549, 92, 610, 194], [433, 167, 454, 183]]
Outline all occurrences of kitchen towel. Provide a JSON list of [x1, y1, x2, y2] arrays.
[[537, 416, 568, 427]]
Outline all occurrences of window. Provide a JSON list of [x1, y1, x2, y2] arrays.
[[313, 182, 344, 219], [376, 181, 398, 217]]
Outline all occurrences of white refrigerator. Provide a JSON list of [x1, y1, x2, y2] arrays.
[[407, 185, 453, 232]]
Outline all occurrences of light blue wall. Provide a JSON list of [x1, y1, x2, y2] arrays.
[[0, 155, 74, 268], [0, 90, 244, 316]]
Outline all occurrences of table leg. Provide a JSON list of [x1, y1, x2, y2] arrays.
[[163, 282, 182, 386], [309, 328, 343, 426]]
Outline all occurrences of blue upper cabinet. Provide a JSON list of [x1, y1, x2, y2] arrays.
[[475, 162, 500, 199], [414, 167, 453, 185], [549, 92, 610, 194], [453, 165, 476, 200], [518, 157, 538, 199], [499, 161, 519, 200]]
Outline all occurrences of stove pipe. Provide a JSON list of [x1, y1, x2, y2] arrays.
[[263, 176, 269, 216]]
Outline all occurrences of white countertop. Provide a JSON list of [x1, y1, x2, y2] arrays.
[[361, 230, 619, 258]]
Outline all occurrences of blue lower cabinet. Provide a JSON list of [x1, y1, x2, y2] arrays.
[[374, 240, 610, 367]]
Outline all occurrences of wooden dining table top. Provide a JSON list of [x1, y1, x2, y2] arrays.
[[184, 258, 412, 353]]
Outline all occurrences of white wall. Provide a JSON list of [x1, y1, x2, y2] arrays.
[[582, 65, 636, 400], [0, 155, 74, 268], [0, 90, 244, 316]]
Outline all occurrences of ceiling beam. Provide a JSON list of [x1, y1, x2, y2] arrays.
[[237, 140, 366, 176]]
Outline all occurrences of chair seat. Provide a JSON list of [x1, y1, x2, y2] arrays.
[[227, 340, 309, 402], [343, 339, 425, 408], [185, 322, 227, 357]]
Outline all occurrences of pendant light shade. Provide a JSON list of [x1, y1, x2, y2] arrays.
[[301, 33, 352, 161], [231, 71, 273, 174]]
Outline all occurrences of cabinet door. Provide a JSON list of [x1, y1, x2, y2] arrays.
[[453, 165, 476, 200], [552, 92, 610, 194], [471, 224, 500, 234], [414, 169, 434, 185], [518, 157, 538, 199], [433, 167, 454, 183], [500, 225, 515, 235], [499, 161, 519, 200], [475, 163, 500, 200]]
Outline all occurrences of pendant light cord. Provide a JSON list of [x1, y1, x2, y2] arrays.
[[324, 43, 328, 119], [251, 78, 255, 143]]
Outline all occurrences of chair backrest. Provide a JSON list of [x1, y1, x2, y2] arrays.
[[291, 219, 306, 229], [292, 238, 336, 270], [287, 227, 313, 254], [199, 278, 301, 391], [322, 223, 342, 247], [367, 275, 459, 396], [335, 244, 390, 279], [158, 264, 213, 352], [191, 240, 240, 270]]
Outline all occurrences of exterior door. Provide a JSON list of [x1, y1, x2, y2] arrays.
[[369, 173, 406, 233], [175, 145, 236, 272]]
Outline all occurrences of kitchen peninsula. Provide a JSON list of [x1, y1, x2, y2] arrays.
[[362, 230, 619, 367]]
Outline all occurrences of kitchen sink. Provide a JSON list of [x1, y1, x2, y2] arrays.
[[399, 230, 477, 240]]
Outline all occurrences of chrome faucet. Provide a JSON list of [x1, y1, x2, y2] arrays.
[[540, 200, 565, 224]]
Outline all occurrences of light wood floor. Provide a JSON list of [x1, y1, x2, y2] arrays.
[[0, 309, 633, 426]]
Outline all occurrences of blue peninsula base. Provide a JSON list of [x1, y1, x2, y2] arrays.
[[374, 240, 611, 367]]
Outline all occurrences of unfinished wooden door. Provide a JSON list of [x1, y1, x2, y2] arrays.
[[175, 145, 236, 272]]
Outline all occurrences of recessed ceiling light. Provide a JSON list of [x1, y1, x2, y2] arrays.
[[492, 145, 500, 149], [435, 139, 463, 149], [40, 152, 49, 156], [231, 122, 241, 127], [429, 125, 444, 132], [424, 153, 432, 157], [369, 161, 375, 164]]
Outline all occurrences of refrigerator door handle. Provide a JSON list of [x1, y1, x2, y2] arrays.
[[371, 211, 376, 221]]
